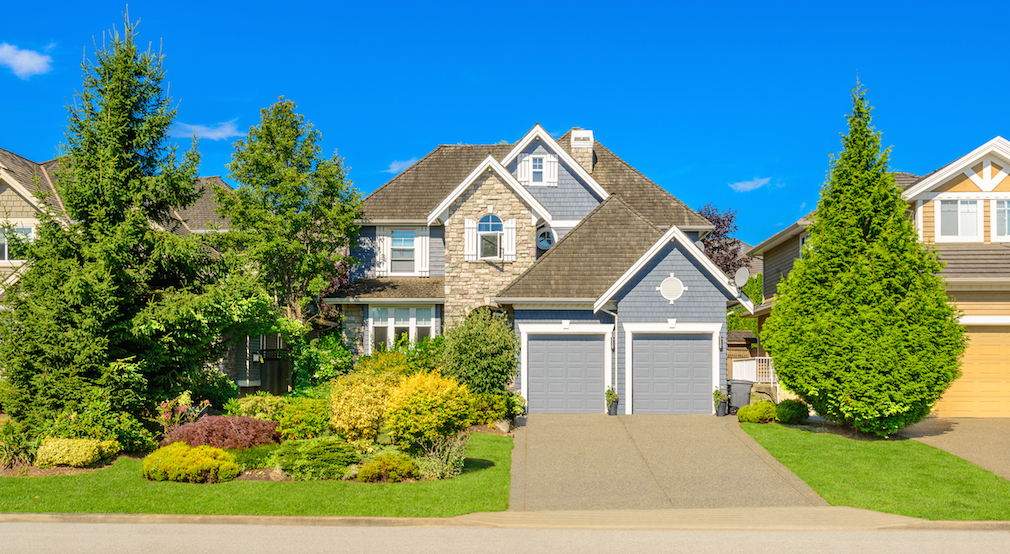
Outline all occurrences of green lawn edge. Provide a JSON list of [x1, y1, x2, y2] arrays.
[[743, 422, 1010, 520], [0, 433, 513, 518]]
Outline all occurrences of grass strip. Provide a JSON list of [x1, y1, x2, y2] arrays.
[[0, 433, 512, 517], [743, 423, 1010, 520]]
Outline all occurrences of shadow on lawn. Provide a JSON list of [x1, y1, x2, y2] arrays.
[[461, 458, 495, 474], [777, 421, 912, 441]]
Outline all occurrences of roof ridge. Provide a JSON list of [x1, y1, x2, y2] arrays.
[[0, 147, 41, 166]]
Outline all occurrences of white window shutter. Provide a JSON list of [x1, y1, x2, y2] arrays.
[[418, 226, 430, 276], [376, 227, 389, 276], [504, 219, 516, 261], [546, 154, 558, 186], [517, 153, 529, 185], [464, 219, 477, 261]]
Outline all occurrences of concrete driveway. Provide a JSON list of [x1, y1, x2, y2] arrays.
[[509, 414, 826, 511], [900, 418, 1010, 481]]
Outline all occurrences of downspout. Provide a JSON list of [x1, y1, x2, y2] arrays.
[[599, 308, 618, 404]]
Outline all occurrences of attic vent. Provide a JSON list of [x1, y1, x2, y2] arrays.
[[571, 130, 594, 149]]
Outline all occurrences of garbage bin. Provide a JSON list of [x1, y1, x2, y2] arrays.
[[728, 379, 754, 415]]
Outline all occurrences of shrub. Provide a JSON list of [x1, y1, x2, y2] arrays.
[[330, 370, 402, 447], [226, 443, 280, 471], [275, 398, 331, 440], [142, 442, 240, 483], [506, 391, 527, 418], [354, 350, 413, 376], [35, 437, 120, 468], [182, 366, 239, 409], [416, 431, 470, 480], [357, 453, 418, 483], [38, 394, 156, 453], [161, 416, 279, 450], [291, 333, 355, 389], [385, 373, 473, 454], [404, 335, 445, 374], [224, 391, 287, 420], [737, 401, 778, 423], [441, 308, 519, 395], [154, 390, 210, 434], [271, 437, 359, 480], [470, 393, 507, 426], [0, 422, 39, 469], [776, 399, 810, 424]]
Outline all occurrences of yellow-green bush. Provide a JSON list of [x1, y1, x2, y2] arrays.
[[737, 401, 778, 424], [385, 372, 473, 454], [470, 393, 508, 425], [330, 370, 402, 448], [224, 391, 287, 420], [358, 453, 418, 483], [35, 437, 121, 468], [141, 442, 240, 483]]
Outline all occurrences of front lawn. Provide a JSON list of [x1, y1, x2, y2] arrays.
[[0, 433, 512, 517], [744, 423, 1010, 520]]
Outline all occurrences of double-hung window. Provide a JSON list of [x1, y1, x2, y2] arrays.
[[939, 200, 980, 240], [996, 201, 1010, 241], [370, 306, 435, 353], [531, 156, 544, 183], [390, 230, 415, 273], [0, 227, 32, 261], [478, 215, 503, 259]]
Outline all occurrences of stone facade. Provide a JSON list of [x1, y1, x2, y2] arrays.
[[443, 170, 537, 325], [342, 305, 365, 356], [572, 145, 594, 174]]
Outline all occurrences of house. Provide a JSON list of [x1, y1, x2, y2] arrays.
[[326, 125, 754, 414], [749, 136, 1010, 418]]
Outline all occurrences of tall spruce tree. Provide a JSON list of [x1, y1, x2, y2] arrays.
[[0, 17, 272, 429], [761, 84, 966, 437]]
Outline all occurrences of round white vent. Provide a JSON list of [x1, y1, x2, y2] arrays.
[[537, 228, 555, 250], [660, 276, 685, 302]]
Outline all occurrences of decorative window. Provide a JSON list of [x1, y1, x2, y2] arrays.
[[516, 152, 558, 186], [996, 201, 1010, 240], [537, 227, 554, 250], [369, 306, 436, 353], [939, 200, 980, 239], [390, 230, 415, 273], [478, 215, 503, 259], [531, 157, 544, 183], [0, 227, 32, 261]]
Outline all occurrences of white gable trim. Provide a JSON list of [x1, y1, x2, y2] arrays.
[[499, 124, 610, 200], [594, 225, 755, 313], [426, 155, 552, 226], [0, 168, 46, 213], [905, 136, 1010, 200]]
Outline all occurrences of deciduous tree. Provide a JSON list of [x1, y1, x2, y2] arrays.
[[697, 203, 750, 275]]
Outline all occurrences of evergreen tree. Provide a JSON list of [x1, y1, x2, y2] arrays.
[[0, 17, 272, 429], [761, 84, 966, 437]]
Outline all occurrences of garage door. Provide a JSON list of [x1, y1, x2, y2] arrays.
[[527, 335, 605, 413], [934, 326, 1010, 417], [632, 334, 712, 414]]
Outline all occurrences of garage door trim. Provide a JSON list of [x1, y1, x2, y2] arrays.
[[624, 322, 721, 415], [518, 323, 614, 411]]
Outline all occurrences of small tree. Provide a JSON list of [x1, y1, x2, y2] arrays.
[[441, 309, 519, 396], [761, 84, 966, 437], [697, 203, 750, 275], [727, 274, 761, 333]]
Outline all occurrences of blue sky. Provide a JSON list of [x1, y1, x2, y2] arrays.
[[2, 0, 1008, 245]]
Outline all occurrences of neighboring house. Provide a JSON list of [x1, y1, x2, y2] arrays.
[[750, 137, 1010, 418], [326, 125, 754, 414]]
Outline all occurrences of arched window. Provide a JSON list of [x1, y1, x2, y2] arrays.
[[478, 214, 503, 259]]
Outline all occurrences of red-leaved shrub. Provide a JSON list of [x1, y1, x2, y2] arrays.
[[161, 416, 279, 450]]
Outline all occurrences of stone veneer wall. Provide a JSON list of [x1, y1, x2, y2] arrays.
[[342, 305, 365, 356], [443, 171, 537, 326], [572, 145, 594, 174]]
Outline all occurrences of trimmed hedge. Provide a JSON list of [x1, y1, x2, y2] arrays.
[[776, 399, 810, 424], [737, 401, 778, 423], [271, 437, 359, 481], [35, 437, 121, 468], [161, 416, 279, 450], [385, 372, 472, 454], [141, 442, 240, 484], [358, 453, 418, 483]]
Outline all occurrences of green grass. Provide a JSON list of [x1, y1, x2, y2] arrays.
[[0, 433, 512, 517], [744, 423, 1010, 520]]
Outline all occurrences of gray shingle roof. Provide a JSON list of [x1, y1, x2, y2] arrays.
[[329, 277, 446, 299], [893, 172, 921, 191], [936, 244, 1010, 279], [359, 129, 710, 228], [0, 148, 60, 206], [727, 330, 756, 344], [498, 196, 664, 299], [174, 176, 232, 232]]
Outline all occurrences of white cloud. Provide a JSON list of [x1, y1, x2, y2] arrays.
[[170, 119, 243, 141], [0, 43, 53, 79], [799, 202, 806, 211], [727, 177, 772, 192], [382, 157, 419, 174]]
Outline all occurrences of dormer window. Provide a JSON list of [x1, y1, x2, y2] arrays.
[[478, 215, 503, 259], [995, 201, 1010, 240], [517, 152, 558, 186], [939, 200, 981, 240], [531, 157, 544, 183]]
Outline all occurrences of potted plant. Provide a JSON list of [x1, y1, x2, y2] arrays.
[[605, 387, 620, 415], [713, 388, 730, 417]]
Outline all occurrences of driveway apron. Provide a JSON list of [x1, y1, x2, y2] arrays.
[[901, 418, 1010, 481], [510, 414, 825, 511]]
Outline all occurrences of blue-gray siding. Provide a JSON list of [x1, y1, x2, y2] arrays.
[[429, 226, 445, 277], [351, 226, 378, 279], [507, 143, 602, 221]]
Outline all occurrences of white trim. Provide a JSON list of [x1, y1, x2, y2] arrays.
[[916, 200, 923, 241], [355, 219, 428, 225], [933, 199, 984, 243], [323, 297, 444, 305], [920, 192, 1010, 200], [0, 168, 46, 213], [235, 380, 262, 387], [517, 323, 613, 414], [991, 199, 1010, 243], [960, 315, 1010, 326], [623, 322, 722, 415], [499, 124, 610, 200], [367, 305, 437, 354], [905, 137, 1010, 199], [426, 156, 552, 226], [594, 225, 755, 313]]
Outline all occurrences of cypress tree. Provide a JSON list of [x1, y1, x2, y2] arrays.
[[762, 84, 966, 437]]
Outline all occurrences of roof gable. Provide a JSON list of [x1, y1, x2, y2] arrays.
[[427, 156, 551, 225], [905, 136, 1010, 199], [499, 124, 610, 200]]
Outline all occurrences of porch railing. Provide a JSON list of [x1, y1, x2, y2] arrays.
[[732, 357, 777, 384]]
